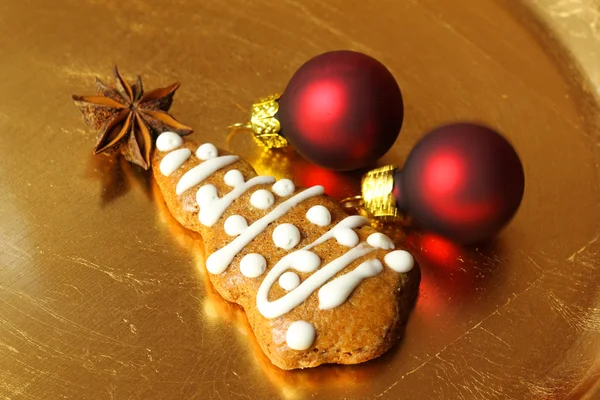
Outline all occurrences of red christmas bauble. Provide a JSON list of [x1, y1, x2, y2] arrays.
[[277, 50, 403, 171], [393, 123, 525, 244]]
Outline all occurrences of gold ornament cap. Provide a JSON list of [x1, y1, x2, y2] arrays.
[[229, 94, 288, 149], [360, 165, 403, 222], [247, 94, 289, 148]]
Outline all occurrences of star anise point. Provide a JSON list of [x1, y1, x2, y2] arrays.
[[73, 67, 192, 170]]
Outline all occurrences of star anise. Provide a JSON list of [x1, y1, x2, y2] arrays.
[[72, 66, 193, 169]]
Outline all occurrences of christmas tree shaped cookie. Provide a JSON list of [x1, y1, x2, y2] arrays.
[[152, 132, 420, 370]]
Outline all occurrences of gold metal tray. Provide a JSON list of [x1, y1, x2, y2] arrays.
[[1, 0, 599, 398]]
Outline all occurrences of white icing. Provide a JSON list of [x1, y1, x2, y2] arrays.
[[240, 253, 267, 278], [250, 189, 275, 210], [286, 321, 315, 351], [195, 143, 219, 160], [199, 176, 275, 227], [224, 169, 245, 187], [224, 215, 248, 237], [304, 215, 369, 250], [367, 233, 395, 250], [272, 223, 301, 250], [176, 155, 238, 195], [206, 186, 325, 274], [306, 205, 331, 227], [279, 272, 300, 291], [318, 259, 383, 310], [156, 131, 183, 152], [159, 148, 191, 176], [256, 243, 374, 318], [272, 179, 295, 197], [162, 142, 411, 317], [384, 250, 414, 273], [196, 185, 218, 207], [334, 228, 360, 247]]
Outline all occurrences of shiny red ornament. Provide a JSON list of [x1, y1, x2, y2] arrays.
[[392, 123, 525, 244], [277, 50, 404, 171]]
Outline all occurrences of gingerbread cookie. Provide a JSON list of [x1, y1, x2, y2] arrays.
[[152, 131, 420, 370]]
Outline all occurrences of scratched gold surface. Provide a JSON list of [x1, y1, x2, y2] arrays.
[[1, 0, 599, 399]]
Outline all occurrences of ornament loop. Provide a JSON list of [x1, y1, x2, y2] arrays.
[[340, 195, 365, 210], [228, 122, 252, 130], [226, 122, 253, 150]]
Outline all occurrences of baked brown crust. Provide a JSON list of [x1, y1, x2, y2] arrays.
[[152, 140, 420, 370]]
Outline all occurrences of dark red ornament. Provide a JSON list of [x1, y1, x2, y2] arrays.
[[392, 123, 525, 244], [277, 50, 404, 171]]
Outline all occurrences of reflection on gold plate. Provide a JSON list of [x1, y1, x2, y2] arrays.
[[0, 0, 599, 399]]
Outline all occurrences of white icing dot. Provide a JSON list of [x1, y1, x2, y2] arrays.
[[250, 189, 275, 210], [272, 223, 301, 250], [291, 250, 321, 273], [239, 253, 267, 278], [286, 321, 315, 351], [195, 143, 219, 160], [196, 185, 218, 208], [367, 233, 395, 250], [224, 169, 245, 187], [159, 148, 191, 176], [334, 228, 359, 247], [279, 272, 300, 291], [306, 205, 331, 227], [384, 250, 414, 273], [272, 179, 295, 197], [156, 131, 183, 152], [224, 215, 248, 237]]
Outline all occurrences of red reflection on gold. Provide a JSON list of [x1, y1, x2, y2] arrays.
[[416, 233, 463, 269], [407, 232, 496, 319], [290, 159, 360, 200]]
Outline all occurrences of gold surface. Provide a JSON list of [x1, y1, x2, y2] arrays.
[[0, 0, 599, 399]]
